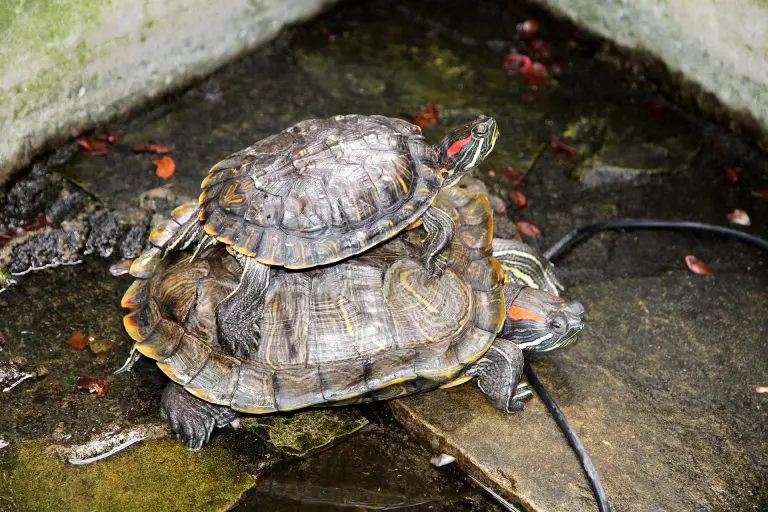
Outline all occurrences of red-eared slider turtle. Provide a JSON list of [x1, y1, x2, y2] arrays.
[[122, 187, 583, 449], [129, 114, 498, 358]]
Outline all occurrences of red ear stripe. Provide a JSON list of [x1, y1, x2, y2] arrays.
[[447, 135, 473, 157], [507, 305, 544, 323]]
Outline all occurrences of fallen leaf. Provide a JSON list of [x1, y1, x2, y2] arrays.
[[516, 221, 541, 238], [133, 143, 174, 154], [550, 139, 578, 160], [94, 132, 119, 144], [77, 137, 110, 156], [497, 167, 526, 187], [754, 385, 768, 394], [516, 19, 539, 38], [727, 209, 750, 226], [502, 53, 532, 74], [510, 191, 528, 208], [724, 167, 739, 184], [684, 255, 715, 276], [88, 337, 114, 355], [523, 62, 548, 86], [408, 104, 439, 130], [751, 189, 768, 200], [65, 331, 89, 351], [528, 39, 552, 62], [0, 216, 47, 240], [152, 156, 176, 179], [74, 374, 109, 397]]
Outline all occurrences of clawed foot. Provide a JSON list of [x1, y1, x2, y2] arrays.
[[160, 382, 238, 450], [507, 382, 533, 412]]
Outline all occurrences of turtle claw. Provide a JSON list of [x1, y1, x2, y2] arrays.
[[426, 253, 448, 279], [507, 382, 533, 412], [160, 382, 238, 450]]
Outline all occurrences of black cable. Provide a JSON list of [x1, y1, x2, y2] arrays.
[[530, 218, 768, 512], [524, 361, 610, 512], [544, 219, 768, 262]]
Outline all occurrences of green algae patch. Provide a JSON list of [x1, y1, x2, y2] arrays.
[[7, 438, 253, 512], [241, 409, 369, 457]]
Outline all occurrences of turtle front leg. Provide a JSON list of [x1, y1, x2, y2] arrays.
[[160, 382, 239, 450], [421, 205, 455, 277], [467, 338, 533, 413], [216, 257, 270, 359]]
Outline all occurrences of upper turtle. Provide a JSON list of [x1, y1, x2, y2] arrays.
[[196, 114, 498, 268]]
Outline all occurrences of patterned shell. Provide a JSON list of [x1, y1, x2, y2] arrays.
[[198, 115, 442, 268], [122, 187, 505, 413]]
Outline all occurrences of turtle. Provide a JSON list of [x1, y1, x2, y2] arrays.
[[121, 186, 584, 449], [129, 114, 499, 358]]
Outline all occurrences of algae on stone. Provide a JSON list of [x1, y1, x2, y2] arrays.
[[4, 438, 253, 512], [241, 409, 369, 457]]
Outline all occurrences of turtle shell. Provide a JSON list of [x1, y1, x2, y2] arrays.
[[122, 187, 505, 413], [198, 114, 443, 268]]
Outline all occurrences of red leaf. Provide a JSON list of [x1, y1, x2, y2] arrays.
[[751, 188, 768, 200], [510, 191, 528, 208], [724, 167, 739, 184], [133, 143, 174, 154], [152, 156, 176, 179], [727, 209, 750, 226], [523, 62, 548, 86], [77, 137, 110, 156], [549, 139, 578, 160], [66, 331, 89, 351], [497, 167, 526, 187], [0, 216, 48, 240], [684, 255, 715, 276], [502, 53, 532, 74], [516, 19, 540, 39], [74, 374, 109, 397], [516, 221, 541, 238], [94, 132, 119, 144], [408, 104, 439, 130]]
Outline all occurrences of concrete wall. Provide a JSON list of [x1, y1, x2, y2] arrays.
[[0, 0, 338, 186], [531, 0, 768, 142]]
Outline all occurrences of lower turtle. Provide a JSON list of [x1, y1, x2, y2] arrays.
[[121, 187, 584, 449]]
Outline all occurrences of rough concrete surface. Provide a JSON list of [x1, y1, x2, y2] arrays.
[[530, 0, 768, 142], [0, 0, 340, 186], [1, 0, 767, 510]]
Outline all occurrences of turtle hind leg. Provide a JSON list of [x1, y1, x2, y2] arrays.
[[160, 382, 238, 450], [467, 338, 532, 413], [215, 257, 270, 359], [421, 205, 455, 277]]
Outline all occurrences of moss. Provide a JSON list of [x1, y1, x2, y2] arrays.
[[241, 409, 369, 457], [5, 438, 253, 512]]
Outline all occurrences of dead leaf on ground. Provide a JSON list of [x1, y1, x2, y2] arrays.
[[77, 137, 110, 156], [152, 156, 176, 179], [727, 209, 750, 226], [510, 191, 528, 208], [408, 104, 439, 130], [684, 255, 715, 276], [65, 331, 89, 351], [133, 143, 174, 154], [753, 385, 768, 394], [516, 221, 541, 238], [74, 374, 109, 397]]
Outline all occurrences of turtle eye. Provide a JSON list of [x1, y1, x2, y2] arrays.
[[549, 315, 568, 335], [472, 124, 488, 136]]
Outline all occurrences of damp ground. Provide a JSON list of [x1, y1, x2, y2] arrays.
[[1, 0, 767, 510]]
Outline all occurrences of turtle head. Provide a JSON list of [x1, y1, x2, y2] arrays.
[[500, 285, 585, 352], [438, 115, 498, 187], [492, 238, 563, 295]]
